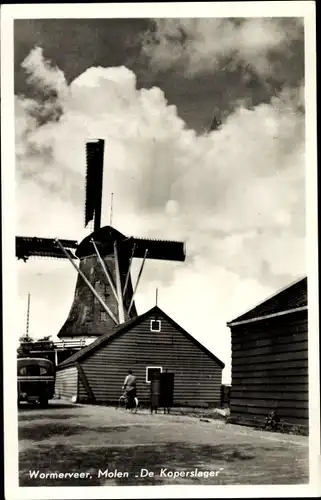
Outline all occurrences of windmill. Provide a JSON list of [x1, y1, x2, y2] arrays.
[[16, 139, 186, 344]]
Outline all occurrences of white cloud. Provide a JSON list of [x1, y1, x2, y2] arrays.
[[16, 48, 305, 383], [21, 46, 68, 99], [141, 18, 303, 78]]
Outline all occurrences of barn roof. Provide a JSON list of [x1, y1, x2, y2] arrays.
[[57, 306, 225, 369], [227, 276, 307, 327]]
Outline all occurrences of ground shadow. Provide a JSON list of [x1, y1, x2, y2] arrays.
[[18, 402, 78, 411], [18, 413, 74, 422], [19, 422, 151, 441], [19, 440, 307, 487], [19, 423, 90, 441]]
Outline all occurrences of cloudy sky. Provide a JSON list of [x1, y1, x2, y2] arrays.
[[15, 17, 306, 383]]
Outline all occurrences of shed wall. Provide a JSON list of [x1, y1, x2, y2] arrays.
[[55, 366, 78, 401], [230, 311, 308, 430], [77, 314, 222, 406]]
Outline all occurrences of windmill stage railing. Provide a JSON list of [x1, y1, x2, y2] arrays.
[[18, 338, 96, 366], [19, 338, 94, 351]]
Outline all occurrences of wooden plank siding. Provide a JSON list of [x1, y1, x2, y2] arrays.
[[76, 312, 222, 407], [55, 366, 78, 400], [229, 310, 308, 430]]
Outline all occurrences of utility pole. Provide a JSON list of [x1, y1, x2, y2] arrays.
[[26, 293, 31, 338], [110, 192, 114, 226]]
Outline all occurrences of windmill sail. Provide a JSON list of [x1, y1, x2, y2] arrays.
[[85, 139, 105, 231], [16, 236, 78, 261], [130, 237, 185, 261]]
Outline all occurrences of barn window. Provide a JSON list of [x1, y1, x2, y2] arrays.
[[150, 319, 161, 332], [146, 366, 162, 383]]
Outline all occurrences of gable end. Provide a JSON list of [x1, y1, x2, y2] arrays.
[[58, 306, 224, 370]]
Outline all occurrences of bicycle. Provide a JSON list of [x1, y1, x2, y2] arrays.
[[118, 391, 138, 413]]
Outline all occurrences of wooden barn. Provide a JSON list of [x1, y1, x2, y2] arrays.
[[55, 305, 224, 407], [227, 276, 308, 432]]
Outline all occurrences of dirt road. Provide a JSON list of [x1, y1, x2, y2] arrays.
[[18, 400, 308, 486]]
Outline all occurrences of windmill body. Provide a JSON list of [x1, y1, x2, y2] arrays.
[[16, 139, 186, 348], [57, 226, 137, 340]]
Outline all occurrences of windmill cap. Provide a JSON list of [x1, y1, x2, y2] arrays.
[[75, 225, 126, 258]]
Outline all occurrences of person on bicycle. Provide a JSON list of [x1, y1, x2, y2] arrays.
[[122, 369, 137, 408]]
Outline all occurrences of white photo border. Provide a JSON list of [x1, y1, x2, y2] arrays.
[[1, 2, 318, 499]]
